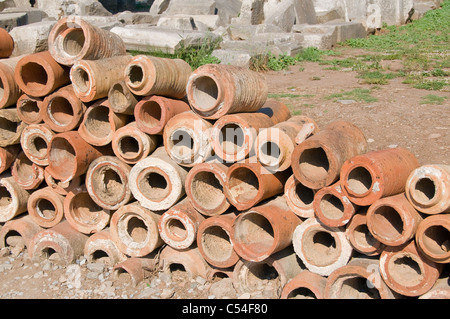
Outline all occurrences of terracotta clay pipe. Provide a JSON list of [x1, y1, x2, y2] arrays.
[[158, 198, 205, 250], [209, 99, 291, 163], [16, 94, 44, 124], [70, 55, 133, 102], [134, 95, 190, 135], [415, 214, 450, 264], [366, 193, 423, 247], [128, 146, 189, 211], [0, 27, 14, 58], [405, 164, 450, 215], [0, 56, 24, 109], [339, 147, 419, 206], [41, 85, 87, 133], [0, 108, 28, 147], [231, 196, 301, 262], [124, 54, 191, 98], [0, 144, 20, 174], [27, 186, 65, 228], [163, 110, 213, 167], [46, 131, 104, 183], [48, 16, 127, 66], [111, 121, 160, 165], [186, 63, 268, 120], [109, 201, 164, 257], [284, 174, 316, 219], [11, 151, 45, 190], [108, 80, 139, 115], [291, 121, 368, 190], [63, 185, 111, 235], [77, 99, 129, 146], [196, 212, 239, 269], [184, 161, 230, 216], [0, 173, 30, 223], [255, 115, 319, 172], [379, 240, 443, 297], [85, 155, 133, 211], [20, 123, 55, 166], [14, 51, 70, 97], [224, 159, 290, 211]]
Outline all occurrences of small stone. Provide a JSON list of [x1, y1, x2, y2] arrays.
[[195, 276, 207, 285], [161, 288, 174, 299], [367, 138, 375, 143], [87, 263, 105, 273], [428, 133, 441, 139], [238, 292, 251, 299], [337, 99, 355, 104]]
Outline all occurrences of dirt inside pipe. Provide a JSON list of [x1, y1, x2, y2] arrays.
[[191, 171, 224, 210], [201, 225, 232, 262]]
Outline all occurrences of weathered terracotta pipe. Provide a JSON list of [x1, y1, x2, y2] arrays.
[[0, 215, 43, 259], [111, 121, 160, 165], [29, 220, 89, 265], [284, 174, 316, 218], [196, 212, 239, 268], [27, 186, 65, 228], [224, 159, 290, 211], [16, 94, 44, 124], [84, 228, 127, 266], [41, 85, 87, 133], [0, 108, 27, 147], [0, 144, 20, 174], [78, 99, 129, 146], [232, 247, 303, 297], [345, 208, 385, 256], [339, 148, 419, 206], [366, 193, 423, 247], [46, 131, 104, 183], [108, 81, 139, 115], [11, 151, 45, 190], [128, 146, 189, 211], [255, 115, 319, 172], [379, 240, 442, 297], [163, 110, 213, 167], [291, 121, 368, 190], [415, 214, 450, 263], [113, 255, 157, 287], [109, 201, 164, 257], [313, 182, 358, 228], [20, 123, 54, 166], [324, 257, 398, 299], [85, 155, 133, 210], [124, 55, 191, 98], [48, 16, 127, 66], [186, 63, 268, 120], [158, 198, 205, 250], [292, 217, 353, 276], [0, 56, 24, 109], [419, 277, 450, 299], [0, 27, 14, 58], [44, 167, 82, 196], [0, 174, 29, 222], [280, 270, 327, 299], [14, 51, 70, 97], [185, 161, 230, 216], [209, 100, 291, 163], [63, 185, 111, 235], [134, 95, 191, 135], [405, 164, 450, 215], [159, 244, 213, 279], [231, 196, 301, 262], [207, 267, 234, 281], [70, 55, 133, 102]]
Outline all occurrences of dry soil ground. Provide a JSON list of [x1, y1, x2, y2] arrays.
[[0, 47, 448, 300]]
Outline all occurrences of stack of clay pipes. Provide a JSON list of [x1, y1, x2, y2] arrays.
[[0, 17, 448, 299]]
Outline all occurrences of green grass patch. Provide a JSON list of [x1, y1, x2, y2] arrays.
[[420, 94, 448, 104], [129, 35, 221, 70], [357, 71, 399, 85], [326, 88, 379, 103], [268, 93, 301, 99]]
